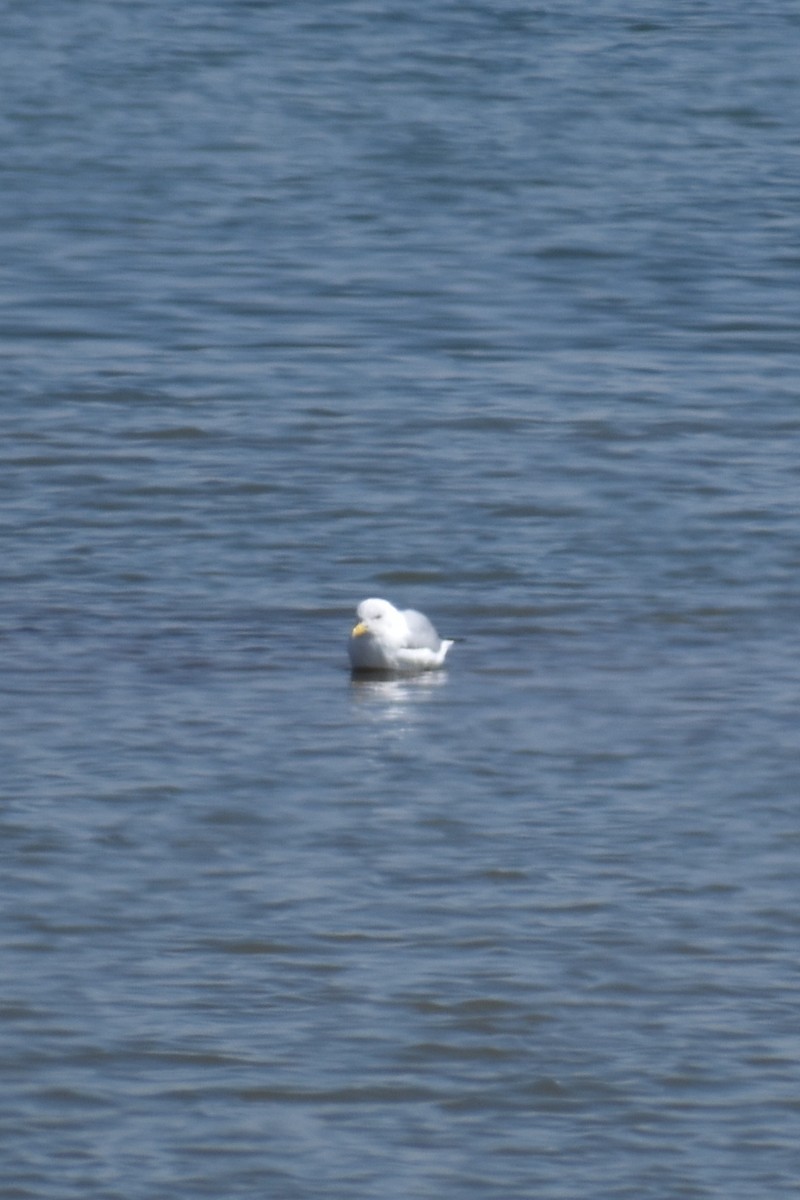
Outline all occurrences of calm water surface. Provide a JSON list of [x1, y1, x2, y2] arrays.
[[2, 2, 800, 1197]]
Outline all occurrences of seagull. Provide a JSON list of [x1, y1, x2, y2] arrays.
[[348, 597, 454, 673]]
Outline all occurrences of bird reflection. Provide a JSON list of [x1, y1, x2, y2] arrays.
[[349, 668, 448, 722]]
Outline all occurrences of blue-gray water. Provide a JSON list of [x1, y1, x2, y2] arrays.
[[2, 2, 800, 1197]]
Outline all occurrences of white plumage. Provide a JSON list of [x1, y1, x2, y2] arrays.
[[348, 597, 454, 673]]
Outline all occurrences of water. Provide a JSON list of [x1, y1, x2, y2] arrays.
[[2, 2, 800, 1196]]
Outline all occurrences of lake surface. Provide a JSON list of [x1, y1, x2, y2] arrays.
[[2, 2, 800, 1197]]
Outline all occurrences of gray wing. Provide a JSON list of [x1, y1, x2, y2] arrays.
[[402, 608, 442, 651]]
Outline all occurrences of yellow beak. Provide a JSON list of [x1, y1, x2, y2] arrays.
[[351, 621, 368, 637]]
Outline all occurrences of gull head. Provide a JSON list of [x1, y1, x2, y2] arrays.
[[350, 597, 407, 648]]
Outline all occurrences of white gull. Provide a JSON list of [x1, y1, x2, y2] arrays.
[[348, 597, 454, 673]]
